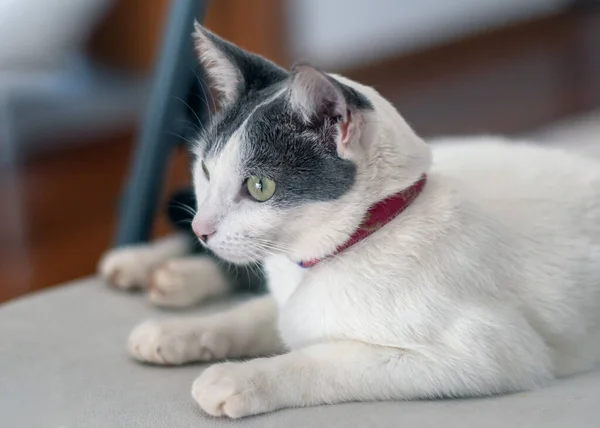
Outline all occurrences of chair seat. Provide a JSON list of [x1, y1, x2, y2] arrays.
[[1, 278, 598, 427]]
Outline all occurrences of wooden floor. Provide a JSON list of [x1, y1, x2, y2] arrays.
[[1, 9, 599, 303]]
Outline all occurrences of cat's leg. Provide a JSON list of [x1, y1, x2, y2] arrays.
[[147, 256, 230, 308], [128, 296, 282, 365], [192, 313, 553, 418], [98, 234, 190, 290]]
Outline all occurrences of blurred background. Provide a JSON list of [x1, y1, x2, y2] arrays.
[[0, 0, 599, 302]]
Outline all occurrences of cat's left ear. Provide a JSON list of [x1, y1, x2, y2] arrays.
[[289, 63, 366, 157], [194, 23, 287, 107]]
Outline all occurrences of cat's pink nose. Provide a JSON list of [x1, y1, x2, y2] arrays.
[[192, 217, 216, 242]]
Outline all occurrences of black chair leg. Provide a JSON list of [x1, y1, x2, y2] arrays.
[[115, 0, 209, 246]]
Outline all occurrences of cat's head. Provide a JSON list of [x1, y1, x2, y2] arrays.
[[191, 25, 431, 265]]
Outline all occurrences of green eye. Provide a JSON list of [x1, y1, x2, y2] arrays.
[[201, 161, 210, 180], [246, 176, 276, 202]]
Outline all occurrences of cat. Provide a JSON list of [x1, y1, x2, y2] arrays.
[[99, 24, 600, 419]]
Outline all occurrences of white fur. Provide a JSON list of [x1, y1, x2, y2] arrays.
[[98, 234, 189, 290], [129, 296, 282, 365], [129, 65, 600, 417], [147, 257, 229, 308], [99, 235, 229, 308]]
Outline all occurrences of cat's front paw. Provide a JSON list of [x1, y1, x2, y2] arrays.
[[98, 246, 155, 290], [192, 360, 278, 418], [147, 258, 225, 308], [128, 320, 230, 365]]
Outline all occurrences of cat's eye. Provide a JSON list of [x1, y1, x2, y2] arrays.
[[201, 161, 210, 180], [246, 176, 276, 202]]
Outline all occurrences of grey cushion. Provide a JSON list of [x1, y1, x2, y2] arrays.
[[1, 277, 599, 427]]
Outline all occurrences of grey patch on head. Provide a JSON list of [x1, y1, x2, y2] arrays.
[[203, 77, 374, 205], [240, 96, 357, 206], [203, 83, 286, 158], [195, 33, 374, 205], [234, 67, 374, 206]]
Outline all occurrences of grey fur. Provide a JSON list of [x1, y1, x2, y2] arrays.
[[241, 95, 357, 206], [197, 30, 373, 206]]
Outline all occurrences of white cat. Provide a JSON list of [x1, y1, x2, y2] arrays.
[[100, 25, 600, 418]]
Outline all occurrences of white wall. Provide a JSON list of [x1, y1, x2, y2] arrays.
[[287, 0, 570, 69]]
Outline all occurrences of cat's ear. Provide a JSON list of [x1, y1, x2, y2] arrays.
[[194, 23, 287, 106], [289, 63, 348, 125], [289, 63, 361, 156], [194, 24, 242, 105]]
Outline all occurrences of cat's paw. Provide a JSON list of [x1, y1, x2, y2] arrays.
[[128, 320, 230, 365], [147, 258, 228, 308], [147, 262, 198, 308], [192, 360, 277, 418], [98, 246, 155, 290]]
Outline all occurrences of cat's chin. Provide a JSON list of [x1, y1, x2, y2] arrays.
[[208, 248, 265, 266]]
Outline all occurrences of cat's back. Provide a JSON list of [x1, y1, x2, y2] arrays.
[[429, 136, 600, 194], [428, 137, 600, 238]]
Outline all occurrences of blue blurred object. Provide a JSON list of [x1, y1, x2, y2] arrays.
[[114, 0, 210, 246]]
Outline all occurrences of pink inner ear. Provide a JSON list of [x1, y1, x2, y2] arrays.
[[339, 110, 352, 144]]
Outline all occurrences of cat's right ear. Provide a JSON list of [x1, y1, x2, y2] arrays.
[[194, 23, 287, 107], [194, 24, 243, 106]]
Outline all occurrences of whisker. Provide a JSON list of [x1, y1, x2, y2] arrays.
[[169, 201, 197, 217], [243, 263, 252, 290], [249, 242, 280, 258], [175, 96, 202, 128], [253, 238, 292, 253], [175, 95, 210, 140], [192, 67, 217, 115], [175, 119, 203, 134], [171, 207, 196, 218], [167, 131, 197, 147]]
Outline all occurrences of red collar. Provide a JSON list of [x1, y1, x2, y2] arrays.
[[299, 174, 427, 268]]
